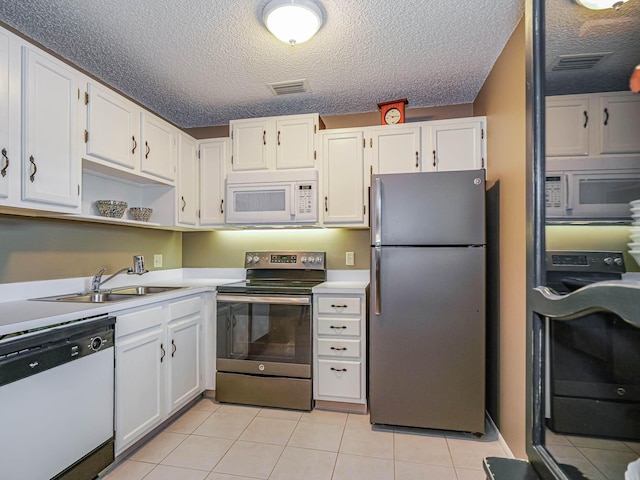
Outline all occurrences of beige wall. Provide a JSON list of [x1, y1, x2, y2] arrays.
[[0, 215, 182, 283], [474, 18, 527, 458], [183, 229, 370, 270]]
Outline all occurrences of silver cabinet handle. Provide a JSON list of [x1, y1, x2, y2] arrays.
[[29, 155, 37, 182], [29, 361, 39, 368], [1, 148, 8, 177]]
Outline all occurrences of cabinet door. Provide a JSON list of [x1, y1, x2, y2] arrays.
[[370, 126, 421, 174], [199, 138, 228, 226], [322, 131, 366, 225], [429, 119, 485, 171], [86, 82, 139, 169], [230, 119, 269, 171], [177, 133, 199, 225], [275, 115, 316, 169], [167, 315, 202, 413], [141, 113, 176, 181], [0, 30, 10, 200], [115, 325, 165, 454], [598, 94, 640, 154], [546, 97, 590, 157], [22, 47, 80, 208]]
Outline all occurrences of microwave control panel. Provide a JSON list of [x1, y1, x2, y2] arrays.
[[545, 175, 562, 209], [296, 183, 316, 220]]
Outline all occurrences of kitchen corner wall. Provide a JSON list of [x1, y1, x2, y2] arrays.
[[182, 229, 370, 270], [0, 214, 182, 284], [473, 18, 527, 458]]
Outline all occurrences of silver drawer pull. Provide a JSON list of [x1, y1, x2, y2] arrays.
[[330, 347, 347, 351], [330, 367, 347, 372], [329, 325, 347, 329], [331, 304, 348, 308], [29, 361, 39, 368]]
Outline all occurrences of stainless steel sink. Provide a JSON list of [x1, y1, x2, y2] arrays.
[[33, 286, 186, 303]]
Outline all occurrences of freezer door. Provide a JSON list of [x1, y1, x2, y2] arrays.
[[369, 246, 486, 433], [371, 170, 485, 246]]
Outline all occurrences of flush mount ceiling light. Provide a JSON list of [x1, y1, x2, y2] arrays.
[[575, 0, 630, 10], [263, 0, 323, 46]]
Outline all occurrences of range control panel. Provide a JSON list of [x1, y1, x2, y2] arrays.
[[546, 250, 626, 273], [244, 251, 326, 270]]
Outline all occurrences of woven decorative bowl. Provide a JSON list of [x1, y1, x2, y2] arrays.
[[129, 207, 153, 222], [95, 200, 127, 218]]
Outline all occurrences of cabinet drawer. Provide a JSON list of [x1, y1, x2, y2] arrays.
[[317, 318, 361, 336], [317, 338, 360, 358], [116, 306, 164, 338], [169, 296, 201, 319], [317, 297, 361, 315], [317, 360, 361, 399]]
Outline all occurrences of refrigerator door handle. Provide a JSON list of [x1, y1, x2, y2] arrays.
[[374, 177, 382, 247], [374, 246, 381, 315]]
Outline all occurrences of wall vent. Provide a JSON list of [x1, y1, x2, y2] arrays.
[[268, 79, 310, 96], [552, 53, 612, 71]]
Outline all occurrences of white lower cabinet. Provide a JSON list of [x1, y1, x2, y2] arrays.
[[313, 293, 367, 406], [115, 295, 203, 455]]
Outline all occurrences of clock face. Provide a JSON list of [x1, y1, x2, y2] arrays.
[[384, 108, 402, 124]]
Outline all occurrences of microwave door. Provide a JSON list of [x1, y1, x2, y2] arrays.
[[571, 173, 640, 219]]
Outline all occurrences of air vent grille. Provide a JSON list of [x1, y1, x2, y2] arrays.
[[552, 53, 612, 71], [268, 79, 310, 96]]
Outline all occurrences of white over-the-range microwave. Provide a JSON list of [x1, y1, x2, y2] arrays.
[[545, 157, 640, 222], [225, 170, 318, 225]]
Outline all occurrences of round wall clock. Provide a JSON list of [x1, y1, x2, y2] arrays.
[[378, 98, 408, 125]]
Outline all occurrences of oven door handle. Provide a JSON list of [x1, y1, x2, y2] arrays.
[[217, 294, 311, 305]]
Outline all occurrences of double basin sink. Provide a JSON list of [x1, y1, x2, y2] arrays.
[[36, 286, 185, 304]]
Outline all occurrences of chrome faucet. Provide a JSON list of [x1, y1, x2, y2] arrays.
[[91, 255, 148, 292]]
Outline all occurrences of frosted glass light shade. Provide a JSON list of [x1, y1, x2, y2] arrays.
[[575, 0, 629, 10], [263, 0, 323, 46]]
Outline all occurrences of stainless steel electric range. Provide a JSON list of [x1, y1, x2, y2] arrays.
[[215, 251, 326, 410]]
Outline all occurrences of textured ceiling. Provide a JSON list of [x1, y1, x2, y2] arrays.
[[546, 0, 640, 96], [0, 0, 524, 128]]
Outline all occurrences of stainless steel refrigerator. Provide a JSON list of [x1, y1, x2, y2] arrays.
[[369, 169, 486, 433]]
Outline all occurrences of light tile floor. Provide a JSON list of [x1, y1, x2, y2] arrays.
[[545, 428, 640, 480], [104, 398, 511, 480]]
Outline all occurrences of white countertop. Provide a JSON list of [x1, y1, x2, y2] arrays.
[[0, 268, 370, 336]]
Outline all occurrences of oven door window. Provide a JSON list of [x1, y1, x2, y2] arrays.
[[217, 300, 311, 365]]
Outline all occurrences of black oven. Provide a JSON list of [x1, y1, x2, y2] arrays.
[[546, 250, 640, 440], [215, 251, 326, 411]]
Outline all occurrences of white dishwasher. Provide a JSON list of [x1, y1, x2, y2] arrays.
[[0, 315, 115, 480]]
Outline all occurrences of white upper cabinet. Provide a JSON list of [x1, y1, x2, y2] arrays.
[[546, 92, 640, 158], [21, 46, 80, 210], [370, 125, 421, 174], [425, 118, 485, 172], [230, 113, 319, 171], [198, 138, 229, 227], [321, 129, 367, 226], [598, 93, 640, 155], [177, 133, 199, 226], [0, 29, 16, 202], [141, 112, 177, 181], [275, 115, 317, 169], [546, 96, 590, 157], [85, 81, 140, 169]]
